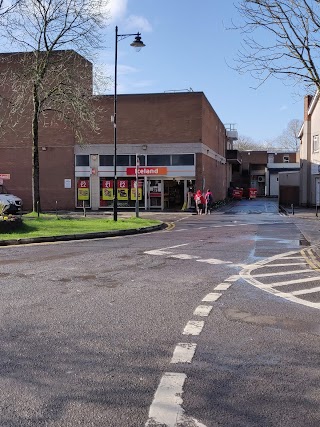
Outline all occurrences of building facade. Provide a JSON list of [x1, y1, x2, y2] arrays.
[[299, 93, 320, 206], [0, 51, 233, 212], [229, 150, 299, 197]]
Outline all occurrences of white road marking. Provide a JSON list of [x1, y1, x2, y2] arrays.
[[281, 256, 304, 259], [202, 293, 222, 302], [240, 250, 320, 309], [265, 262, 306, 267], [214, 283, 231, 290], [170, 343, 197, 364], [196, 258, 232, 264], [225, 275, 239, 282], [161, 243, 190, 250], [170, 254, 200, 260], [197, 227, 207, 229], [269, 276, 320, 287], [252, 269, 311, 278], [292, 286, 320, 296], [145, 372, 207, 427], [176, 229, 188, 231], [183, 320, 205, 335], [193, 305, 213, 317], [144, 249, 172, 256]]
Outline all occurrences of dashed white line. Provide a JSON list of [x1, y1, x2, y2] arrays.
[[145, 249, 172, 256], [145, 372, 207, 427], [202, 293, 222, 302], [169, 254, 200, 260], [182, 320, 205, 335], [225, 275, 239, 282], [214, 283, 232, 291], [170, 343, 197, 364], [193, 305, 213, 317], [196, 258, 232, 265]]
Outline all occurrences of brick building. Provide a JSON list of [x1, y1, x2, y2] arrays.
[[230, 150, 299, 197], [0, 50, 232, 211]]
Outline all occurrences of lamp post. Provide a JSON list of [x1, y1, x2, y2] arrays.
[[113, 26, 145, 221], [135, 154, 140, 218]]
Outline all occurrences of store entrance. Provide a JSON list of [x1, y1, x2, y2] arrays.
[[164, 180, 185, 210]]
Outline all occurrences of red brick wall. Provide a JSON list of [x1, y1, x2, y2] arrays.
[[0, 50, 229, 209]]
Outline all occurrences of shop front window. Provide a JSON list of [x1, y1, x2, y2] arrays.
[[100, 178, 144, 209]]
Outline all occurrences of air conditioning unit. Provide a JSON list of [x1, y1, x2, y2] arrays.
[[258, 176, 265, 183]]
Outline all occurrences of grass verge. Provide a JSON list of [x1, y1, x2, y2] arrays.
[[0, 215, 161, 241]]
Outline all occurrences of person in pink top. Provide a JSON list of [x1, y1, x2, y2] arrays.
[[194, 190, 205, 215]]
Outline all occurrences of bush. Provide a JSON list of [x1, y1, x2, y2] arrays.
[[0, 215, 23, 233]]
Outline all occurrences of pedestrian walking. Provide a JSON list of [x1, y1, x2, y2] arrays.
[[205, 189, 213, 214], [194, 190, 205, 215]]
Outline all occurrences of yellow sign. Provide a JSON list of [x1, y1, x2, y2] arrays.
[[131, 188, 142, 201], [78, 188, 90, 201], [102, 188, 113, 200], [118, 188, 129, 200]]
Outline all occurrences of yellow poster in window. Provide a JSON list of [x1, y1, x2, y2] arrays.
[[118, 188, 129, 200], [102, 188, 113, 200], [78, 188, 90, 201], [131, 187, 142, 201]]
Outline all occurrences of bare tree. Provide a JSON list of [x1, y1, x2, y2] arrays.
[[0, 1, 21, 15], [234, 134, 267, 151], [231, 0, 320, 91], [0, 0, 109, 212], [274, 118, 303, 151]]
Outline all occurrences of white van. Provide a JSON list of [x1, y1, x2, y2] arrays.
[[0, 185, 23, 214]]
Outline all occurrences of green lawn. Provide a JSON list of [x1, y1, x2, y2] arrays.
[[0, 215, 161, 240]]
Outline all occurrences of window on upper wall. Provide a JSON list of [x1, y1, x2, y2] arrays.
[[99, 155, 113, 166], [283, 155, 289, 163], [117, 155, 130, 166], [76, 155, 89, 166], [147, 155, 171, 166], [313, 135, 319, 153], [131, 155, 146, 166], [172, 154, 194, 166]]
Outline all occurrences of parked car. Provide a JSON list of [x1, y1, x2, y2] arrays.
[[0, 186, 23, 214]]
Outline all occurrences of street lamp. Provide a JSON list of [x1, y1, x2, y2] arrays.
[[135, 154, 140, 218], [113, 26, 145, 221]]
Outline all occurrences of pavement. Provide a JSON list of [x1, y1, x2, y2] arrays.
[[280, 205, 320, 270]]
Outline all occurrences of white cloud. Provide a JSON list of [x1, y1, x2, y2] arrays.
[[124, 15, 153, 32], [280, 105, 288, 111], [107, 0, 128, 22]]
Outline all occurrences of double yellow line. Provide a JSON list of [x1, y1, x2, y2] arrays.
[[301, 247, 320, 271]]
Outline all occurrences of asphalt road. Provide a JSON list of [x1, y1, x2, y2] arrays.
[[1, 198, 320, 426]]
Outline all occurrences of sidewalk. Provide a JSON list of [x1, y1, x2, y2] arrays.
[[280, 205, 320, 269]]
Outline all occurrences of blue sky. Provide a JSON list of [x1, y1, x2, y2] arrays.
[[101, 0, 304, 143]]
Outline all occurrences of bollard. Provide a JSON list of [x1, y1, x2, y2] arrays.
[[291, 203, 294, 215], [37, 200, 40, 217], [56, 200, 58, 217], [83, 200, 86, 217]]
